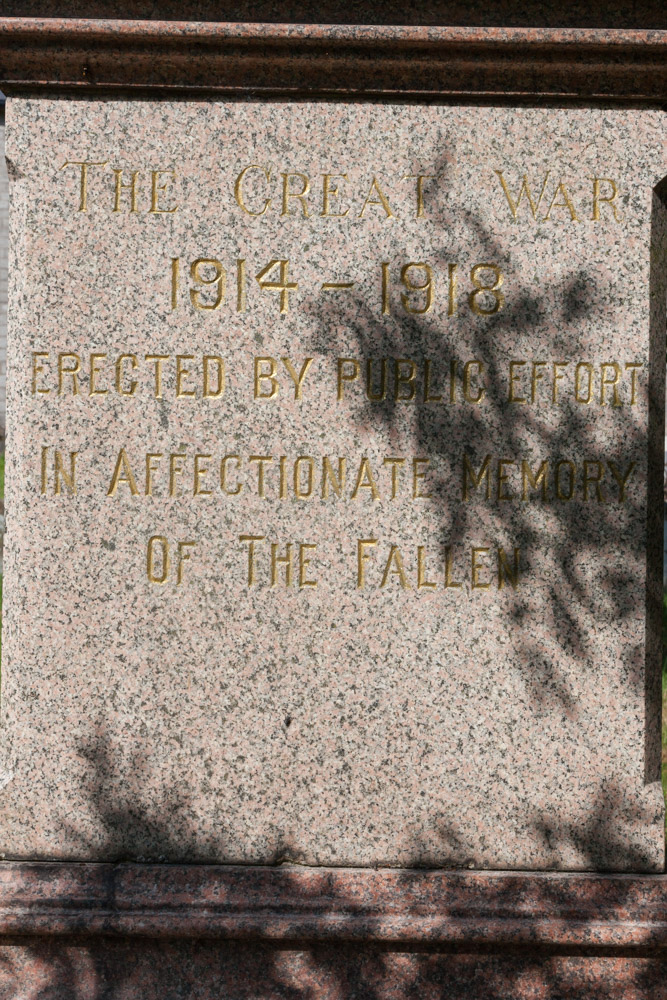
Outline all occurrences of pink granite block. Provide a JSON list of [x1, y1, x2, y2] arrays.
[[0, 863, 666, 999], [1, 99, 665, 870]]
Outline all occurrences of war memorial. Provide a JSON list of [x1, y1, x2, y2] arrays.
[[0, 4, 666, 997]]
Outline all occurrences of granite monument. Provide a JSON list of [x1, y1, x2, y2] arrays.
[[0, 8, 666, 998]]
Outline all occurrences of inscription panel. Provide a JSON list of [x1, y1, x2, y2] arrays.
[[2, 100, 666, 869]]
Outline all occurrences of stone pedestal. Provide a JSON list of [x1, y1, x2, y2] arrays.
[[0, 863, 665, 999], [0, 9, 666, 998]]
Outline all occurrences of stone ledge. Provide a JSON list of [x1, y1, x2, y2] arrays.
[[1, 20, 667, 99], [0, 863, 666, 949]]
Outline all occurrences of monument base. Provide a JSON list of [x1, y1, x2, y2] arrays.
[[0, 862, 665, 997]]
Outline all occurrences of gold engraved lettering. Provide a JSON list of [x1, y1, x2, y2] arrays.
[[367, 359, 388, 401], [53, 450, 78, 496], [412, 458, 431, 499], [299, 543, 318, 588], [463, 454, 491, 500], [169, 452, 186, 496], [147, 535, 169, 584], [146, 354, 169, 399], [356, 538, 377, 589], [544, 181, 579, 222], [423, 359, 442, 402], [381, 262, 391, 315], [337, 358, 360, 400], [145, 453, 162, 496], [463, 360, 486, 403], [583, 460, 606, 502], [321, 174, 349, 217], [448, 263, 458, 316], [380, 545, 409, 589], [600, 362, 621, 406], [239, 534, 265, 586], [401, 263, 434, 314], [530, 361, 546, 402], [278, 455, 287, 500], [149, 170, 178, 213], [395, 359, 417, 401], [40, 446, 48, 495], [358, 177, 395, 218], [271, 542, 294, 586], [607, 460, 635, 502], [176, 541, 196, 585], [555, 459, 575, 501], [497, 459, 515, 500], [234, 165, 272, 216], [59, 160, 108, 212], [521, 460, 548, 500], [322, 456, 346, 498], [383, 457, 405, 499], [402, 174, 436, 218], [58, 353, 81, 396], [552, 362, 567, 403], [497, 172, 618, 226], [32, 352, 50, 394], [115, 354, 138, 396], [498, 548, 520, 589], [190, 259, 225, 311], [575, 362, 593, 404], [471, 548, 491, 589], [417, 546, 436, 589], [107, 448, 139, 496], [194, 454, 212, 496], [254, 357, 279, 399], [279, 456, 288, 498], [89, 353, 108, 395], [351, 458, 380, 500], [592, 177, 621, 222], [220, 455, 242, 495], [255, 259, 297, 314], [625, 362, 642, 405], [249, 455, 272, 498], [444, 546, 462, 588], [469, 264, 504, 315], [203, 356, 225, 398], [40, 446, 79, 497], [281, 357, 313, 400], [508, 360, 527, 404], [176, 355, 196, 398], [112, 169, 139, 213], [494, 170, 551, 220], [294, 456, 315, 499], [236, 259, 246, 312], [281, 172, 311, 217]]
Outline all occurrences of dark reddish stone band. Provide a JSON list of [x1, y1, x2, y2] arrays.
[[1, 20, 667, 99], [0, 862, 664, 949], [1, 864, 667, 998]]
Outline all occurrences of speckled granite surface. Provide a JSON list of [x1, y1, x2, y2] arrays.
[[2, 937, 665, 1000], [2, 98, 666, 870]]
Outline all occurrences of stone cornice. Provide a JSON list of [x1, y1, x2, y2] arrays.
[[0, 863, 666, 948], [0, 20, 667, 100]]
